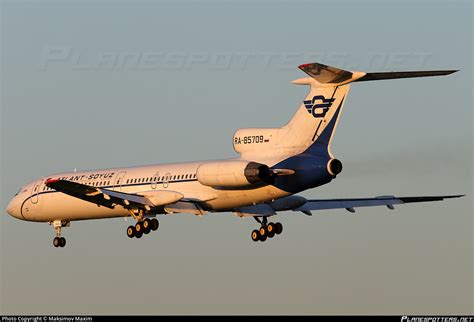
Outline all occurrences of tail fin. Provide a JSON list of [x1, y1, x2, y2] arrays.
[[233, 62, 457, 162], [284, 62, 457, 158]]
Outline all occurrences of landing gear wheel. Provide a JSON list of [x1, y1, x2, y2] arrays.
[[267, 222, 276, 238], [53, 237, 61, 247], [142, 218, 151, 234], [150, 218, 159, 231], [135, 222, 143, 238], [259, 226, 268, 242], [275, 222, 283, 235], [127, 225, 136, 238], [251, 230, 260, 242], [135, 222, 143, 233], [59, 237, 66, 247]]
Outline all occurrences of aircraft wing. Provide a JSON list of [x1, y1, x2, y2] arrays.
[[233, 194, 463, 217], [45, 179, 176, 211], [294, 195, 463, 214]]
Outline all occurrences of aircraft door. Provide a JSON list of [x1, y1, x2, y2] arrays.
[[31, 178, 43, 204], [113, 171, 127, 191], [163, 173, 170, 189], [151, 172, 160, 189]]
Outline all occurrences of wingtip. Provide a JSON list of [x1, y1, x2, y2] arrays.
[[445, 70, 459, 75], [398, 194, 465, 203], [445, 194, 465, 199]]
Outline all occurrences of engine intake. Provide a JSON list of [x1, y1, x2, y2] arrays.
[[327, 158, 343, 176]]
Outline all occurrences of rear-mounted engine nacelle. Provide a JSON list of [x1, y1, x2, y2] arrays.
[[197, 160, 273, 188], [327, 158, 343, 177]]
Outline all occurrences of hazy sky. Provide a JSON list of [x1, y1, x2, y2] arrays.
[[1, 0, 472, 315]]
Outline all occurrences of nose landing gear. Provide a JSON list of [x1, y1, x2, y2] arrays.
[[50, 220, 69, 248], [53, 236, 66, 247]]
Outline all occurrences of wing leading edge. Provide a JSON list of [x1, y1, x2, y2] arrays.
[[45, 178, 198, 212], [45, 179, 153, 210]]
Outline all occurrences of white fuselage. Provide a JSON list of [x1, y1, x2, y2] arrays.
[[7, 159, 291, 223]]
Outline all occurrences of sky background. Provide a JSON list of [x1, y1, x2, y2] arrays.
[[1, 0, 472, 315]]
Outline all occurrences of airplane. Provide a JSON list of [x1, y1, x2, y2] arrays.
[[6, 62, 463, 248]]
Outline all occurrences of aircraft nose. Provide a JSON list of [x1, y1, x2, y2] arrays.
[[6, 198, 21, 219]]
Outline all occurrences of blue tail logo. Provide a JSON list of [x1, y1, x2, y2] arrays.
[[304, 95, 335, 118]]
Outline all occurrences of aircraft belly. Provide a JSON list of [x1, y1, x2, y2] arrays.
[[205, 185, 290, 211]]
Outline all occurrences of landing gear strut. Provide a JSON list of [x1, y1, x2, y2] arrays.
[[51, 220, 68, 248], [251, 217, 283, 242], [127, 218, 159, 239]]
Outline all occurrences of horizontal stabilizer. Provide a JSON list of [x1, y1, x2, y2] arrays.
[[354, 70, 458, 82], [298, 62, 458, 86]]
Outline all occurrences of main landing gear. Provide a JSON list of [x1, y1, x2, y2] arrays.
[[251, 217, 283, 242], [127, 218, 159, 239], [51, 220, 68, 248]]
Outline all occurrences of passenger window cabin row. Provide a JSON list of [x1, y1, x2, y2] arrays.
[[125, 173, 196, 185], [43, 180, 112, 191], [41, 172, 197, 191]]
